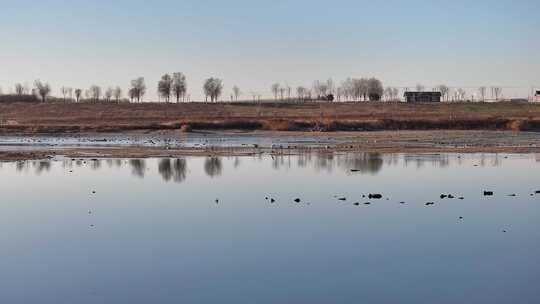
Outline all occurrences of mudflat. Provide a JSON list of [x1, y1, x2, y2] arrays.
[[0, 129, 539, 161]]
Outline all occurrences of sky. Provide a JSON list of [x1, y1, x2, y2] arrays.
[[0, 0, 539, 100]]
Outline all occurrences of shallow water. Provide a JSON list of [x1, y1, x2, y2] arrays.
[[0, 132, 343, 149], [1, 153, 539, 304]]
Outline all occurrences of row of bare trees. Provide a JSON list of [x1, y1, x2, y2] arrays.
[[270, 78, 385, 102], [157, 73, 188, 102], [414, 84, 504, 102], [1, 77, 508, 103]]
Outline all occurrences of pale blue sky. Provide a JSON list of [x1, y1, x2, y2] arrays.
[[0, 0, 539, 100]]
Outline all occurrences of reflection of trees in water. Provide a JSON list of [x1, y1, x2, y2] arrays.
[[16, 161, 27, 172], [315, 153, 334, 172], [129, 159, 146, 177], [90, 159, 101, 170], [204, 157, 222, 177], [341, 153, 383, 174], [266, 152, 383, 174], [35, 160, 51, 174], [404, 154, 450, 169], [158, 158, 187, 183], [62, 159, 73, 169]]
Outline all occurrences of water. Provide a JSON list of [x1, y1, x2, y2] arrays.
[[1, 153, 539, 304]]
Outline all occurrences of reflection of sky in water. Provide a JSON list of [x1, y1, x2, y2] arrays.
[[0, 153, 539, 303]]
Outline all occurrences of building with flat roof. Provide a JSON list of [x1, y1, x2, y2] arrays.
[[404, 91, 442, 103]]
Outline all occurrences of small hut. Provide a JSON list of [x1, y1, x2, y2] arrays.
[[404, 91, 442, 103]]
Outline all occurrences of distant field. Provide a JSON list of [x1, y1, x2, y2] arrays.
[[1, 101, 540, 133]]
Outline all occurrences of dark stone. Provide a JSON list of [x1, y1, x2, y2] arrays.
[[353, 202, 360, 206], [448, 194, 455, 199], [425, 202, 435, 206], [338, 197, 346, 201], [364, 202, 371, 205], [483, 191, 494, 196], [270, 198, 275, 203], [440, 194, 447, 199], [294, 198, 301, 203], [350, 169, 360, 172], [368, 194, 383, 199], [458, 197, 464, 200]]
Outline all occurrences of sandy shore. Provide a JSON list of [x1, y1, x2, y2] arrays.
[[0, 130, 539, 161]]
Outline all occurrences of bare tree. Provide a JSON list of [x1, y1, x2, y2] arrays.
[[367, 78, 383, 101], [313, 80, 329, 99], [358, 78, 369, 101], [390, 88, 398, 101], [478, 86, 487, 102], [286, 85, 291, 100], [74, 89, 82, 102], [437, 85, 449, 101], [456, 88, 466, 101], [89, 85, 101, 102], [296, 86, 307, 102], [341, 78, 354, 101], [336, 87, 343, 101], [34, 80, 51, 102], [203, 78, 223, 102], [491, 86, 502, 101], [158, 74, 173, 102], [67, 87, 73, 101], [232, 86, 241, 101], [104, 87, 113, 102], [113, 86, 122, 102], [130, 77, 146, 102], [61, 86, 70, 102], [172, 72, 187, 102], [271, 83, 280, 101], [351, 78, 368, 101], [15, 83, 25, 95], [326, 78, 334, 95], [383, 87, 393, 101]]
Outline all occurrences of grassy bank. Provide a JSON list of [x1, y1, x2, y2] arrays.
[[0, 101, 540, 133]]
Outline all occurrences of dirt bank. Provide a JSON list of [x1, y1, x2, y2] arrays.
[[1, 101, 540, 133]]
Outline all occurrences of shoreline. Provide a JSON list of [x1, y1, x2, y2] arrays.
[[1, 129, 539, 161]]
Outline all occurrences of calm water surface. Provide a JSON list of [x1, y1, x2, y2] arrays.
[[1, 153, 539, 304]]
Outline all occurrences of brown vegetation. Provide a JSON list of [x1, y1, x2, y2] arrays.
[[1, 101, 540, 134]]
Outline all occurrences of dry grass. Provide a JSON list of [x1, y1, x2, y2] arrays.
[[1, 101, 540, 133]]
